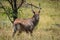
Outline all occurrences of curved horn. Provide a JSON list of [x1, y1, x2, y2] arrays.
[[38, 3, 41, 13]]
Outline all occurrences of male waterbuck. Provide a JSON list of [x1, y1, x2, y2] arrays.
[[13, 4, 41, 37]]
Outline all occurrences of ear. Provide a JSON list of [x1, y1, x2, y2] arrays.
[[32, 10, 35, 14], [38, 8, 41, 13], [38, 10, 40, 13]]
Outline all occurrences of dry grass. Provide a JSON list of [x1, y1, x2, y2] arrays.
[[0, 0, 60, 40]]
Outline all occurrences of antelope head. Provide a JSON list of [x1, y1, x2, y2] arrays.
[[31, 3, 41, 20]]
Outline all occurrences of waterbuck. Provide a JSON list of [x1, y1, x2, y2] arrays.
[[13, 4, 41, 37]]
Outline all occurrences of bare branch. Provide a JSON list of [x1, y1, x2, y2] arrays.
[[0, 2, 13, 23], [31, 4, 35, 13], [17, 0, 25, 9], [27, 3, 40, 9], [7, 0, 13, 9]]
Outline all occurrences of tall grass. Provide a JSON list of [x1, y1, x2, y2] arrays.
[[0, 0, 60, 40]]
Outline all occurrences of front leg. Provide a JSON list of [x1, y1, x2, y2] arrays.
[[17, 30, 22, 35], [30, 30, 33, 36], [29, 26, 34, 36]]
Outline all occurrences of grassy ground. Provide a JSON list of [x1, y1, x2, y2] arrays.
[[0, 0, 60, 40]]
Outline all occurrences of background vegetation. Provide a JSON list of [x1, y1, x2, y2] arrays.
[[0, 0, 60, 40]]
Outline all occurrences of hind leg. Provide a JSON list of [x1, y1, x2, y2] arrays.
[[16, 24, 22, 35], [12, 24, 17, 37], [12, 27, 17, 37]]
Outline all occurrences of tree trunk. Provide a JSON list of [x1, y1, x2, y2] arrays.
[[13, 0, 18, 21], [13, 10, 18, 21]]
